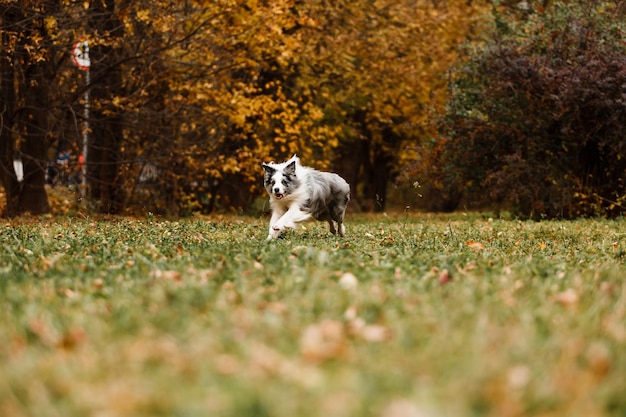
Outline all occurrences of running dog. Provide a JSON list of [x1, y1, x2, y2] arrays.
[[262, 155, 350, 240]]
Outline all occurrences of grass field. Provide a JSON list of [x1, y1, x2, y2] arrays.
[[1, 212, 625, 417]]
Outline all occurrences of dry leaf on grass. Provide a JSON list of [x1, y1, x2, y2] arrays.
[[59, 327, 88, 350], [345, 307, 392, 342], [466, 240, 486, 251], [438, 269, 452, 285], [338, 272, 359, 290], [245, 343, 323, 387], [553, 288, 579, 306], [586, 342, 611, 379], [507, 365, 531, 389], [150, 269, 182, 281], [28, 319, 58, 347], [358, 324, 392, 342], [300, 320, 346, 362]]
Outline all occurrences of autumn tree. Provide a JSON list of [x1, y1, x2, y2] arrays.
[[0, 1, 57, 215], [83, 0, 127, 213], [281, 0, 490, 211], [107, 0, 339, 214], [78, 0, 491, 215], [0, 1, 95, 216], [1, 0, 490, 216]]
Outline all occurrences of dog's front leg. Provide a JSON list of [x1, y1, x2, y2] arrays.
[[267, 207, 286, 240], [272, 207, 311, 235]]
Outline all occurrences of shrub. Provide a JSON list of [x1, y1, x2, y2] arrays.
[[430, 0, 626, 218]]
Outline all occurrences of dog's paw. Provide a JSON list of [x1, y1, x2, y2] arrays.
[[267, 226, 282, 240]]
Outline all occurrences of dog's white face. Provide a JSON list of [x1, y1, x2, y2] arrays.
[[262, 160, 298, 200]]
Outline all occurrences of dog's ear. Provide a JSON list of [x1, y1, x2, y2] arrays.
[[262, 163, 275, 175], [284, 160, 296, 176]]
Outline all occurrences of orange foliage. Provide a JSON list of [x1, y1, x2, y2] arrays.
[[1, 0, 490, 215]]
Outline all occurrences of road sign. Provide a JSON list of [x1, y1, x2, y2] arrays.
[[72, 40, 90, 71]]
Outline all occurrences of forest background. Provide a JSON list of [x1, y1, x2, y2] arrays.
[[0, 0, 624, 219]]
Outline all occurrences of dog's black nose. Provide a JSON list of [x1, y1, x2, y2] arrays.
[[274, 187, 280, 193]]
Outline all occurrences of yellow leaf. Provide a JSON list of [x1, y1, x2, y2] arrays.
[[45, 16, 57, 32], [466, 241, 485, 251], [137, 9, 150, 22]]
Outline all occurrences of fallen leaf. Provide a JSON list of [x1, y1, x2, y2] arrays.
[[344, 305, 358, 321], [338, 272, 358, 290], [358, 324, 392, 342], [290, 246, 308, 257], [394, 267, 402, 280], [63, 288, 78, 298], [28, 319, 58, 346], [553, 288, 578, 306], [263, 302, 287, 315], [150, 269, 182, 281], [59, 327, 87, 350], [466, 240, 485, 251], [438, 269, 452, 285], [300, 320, 346, 362], [507, 365, 531, 389], [586, 342, 611, 379], [41, 252, 64, 270]]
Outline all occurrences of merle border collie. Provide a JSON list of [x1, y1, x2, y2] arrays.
[[262, 155, 350, 240]]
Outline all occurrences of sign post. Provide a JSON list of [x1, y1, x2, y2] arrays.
[[71, 39, 90, 198]]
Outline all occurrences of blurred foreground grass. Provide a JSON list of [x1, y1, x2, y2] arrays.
[[1, 213, 625, 417]]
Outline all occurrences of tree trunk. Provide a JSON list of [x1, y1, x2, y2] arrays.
[[335, 120, 401, 212], [0, 5, 20, 216], [17, 60, 51, 214], [88, 0, 125, 214], [0, 3, 51, 216], [367, 142, 394, 212], [362, 127, 402, 212], [334, 137, 368, 211]]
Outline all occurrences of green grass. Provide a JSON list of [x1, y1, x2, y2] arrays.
[[1, 213, 625, 417]]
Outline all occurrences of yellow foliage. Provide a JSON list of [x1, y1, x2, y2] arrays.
[[136, 9, 151, 22], [9, 0, 490, 213]]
